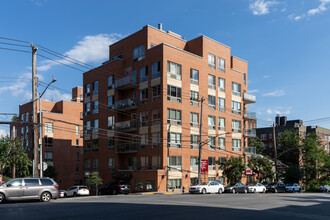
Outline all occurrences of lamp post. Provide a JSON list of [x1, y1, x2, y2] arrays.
[[39, 77, 56, 177]]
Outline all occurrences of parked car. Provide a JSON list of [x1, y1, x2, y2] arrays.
[[285, 183, 301, 193], [318, 185, 330, 192], [65, 186, 89, 197], [189, 181, 224, 194], [59, 190, 66, 198], [0, 177, 59, 203], [266, 182, 286, 193], [248, 183, 266, 193], [98, 182, 131, 195], [224, 183, 249, 193]]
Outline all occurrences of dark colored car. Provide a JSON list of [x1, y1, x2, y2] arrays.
[[318, 185, 330, 192], [266, 182, 286, 193], [98, 182, 131, 195], [224, 183, 249, 193]]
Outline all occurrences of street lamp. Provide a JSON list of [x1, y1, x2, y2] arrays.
[[39, 76, 56, 177]]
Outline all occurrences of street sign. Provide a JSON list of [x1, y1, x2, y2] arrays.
[[38, 162, 48, 171], [201, 159, 208, 173], [245, 170, 253, 175]]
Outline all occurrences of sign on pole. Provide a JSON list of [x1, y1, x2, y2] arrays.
[[201, 159, 208, 173], [245, 170, 253, 175]]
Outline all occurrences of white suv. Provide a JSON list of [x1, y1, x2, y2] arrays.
[[64, 185, 89, 197]]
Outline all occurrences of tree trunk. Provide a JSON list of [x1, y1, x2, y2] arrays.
[[12, 163, 16, 178]]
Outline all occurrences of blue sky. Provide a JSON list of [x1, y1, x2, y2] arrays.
[[1, 0, 330, 135]]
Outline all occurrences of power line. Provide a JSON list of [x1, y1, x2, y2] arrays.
[[37, 53, 86, 72], [0, 36, 30, 44], [0, 41, 30, 48], [0, 47, 30, 53]]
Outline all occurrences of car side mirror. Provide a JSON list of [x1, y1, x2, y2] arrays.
[[6, 184, 12, 187]]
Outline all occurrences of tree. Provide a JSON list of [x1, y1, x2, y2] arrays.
[[248, 137, 265, 155], [44, 165, 57, 179], [248, 155, 274, 183], [86, 172, 103, 195], [276, 129, 300, 165], [219, 157, 245, 185], [0, 136, 12, 175], [283, 165, 303, 183]]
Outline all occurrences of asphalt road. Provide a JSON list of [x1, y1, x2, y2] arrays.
[[1, 192, 330, 220]]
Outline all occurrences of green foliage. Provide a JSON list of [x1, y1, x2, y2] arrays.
[[44, 165, 57, 179], [249, 137, 265, 155], [277, 129, 300, 165], [11, 115, 18, 121], [219, 157, 246, 185], [248, 155, 274, 183], [283, 165, 302, 183], [86, 172, 103, 195], [306, 179, 320, 192]]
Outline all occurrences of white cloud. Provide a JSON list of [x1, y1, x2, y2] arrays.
[[262, 90, 285, 97], [0, 72, 31, 97], [263, 75, 271, 78], [249, 0, 279, 15], [42, 89, 71, 102], [308, 0, 330, 15], [38, 33, 123, 71], [266, 107, 291, 115], [0, 129, 8, 137], [248, 89, 259, 93]]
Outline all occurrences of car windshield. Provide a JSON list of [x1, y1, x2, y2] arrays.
[[199, 182, 208, 186], [79, 186, 88, 189], [267, 182, 276, 186], [247, 183, 256, 186], [286, 184, 293, 186]]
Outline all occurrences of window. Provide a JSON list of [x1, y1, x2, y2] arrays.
[[76, 126, 79, 135], [108, 96, 114, 108], [150, 43, 156, 48], [108, 158, 115, 171], [190, 156, 198, 171], [140, 66, 148, 83], [140, 88, 148, 104], [190, 135, 199, 149], [85, 159, 90, 171], [92, 139, 99, 152], [25, 126, 28, 136], [208, 136, 216, 150], [167, 61, 182, 80], [76, 152, 79, 161], [140, 156, 148, 170], [152, 109, 161, 125], [208, 75, 216, 90], [21, 127, 24, 136], [108, 75, 114, 89], [168, 156, 181, 170], [45, 152, 53, 162], [85, 140, 90, 152], [152, 85, 161, 101], [6, 179, 22, 187], [218, 117, 225, 131], [260, 133, 267, 140], [84, 103, 91, 116], [232, 101, 241, 115], [232, 139, 241, 151], [151, 155, 161, 169], [133, 45, 145, 62], [168, 179, 182, 190], [24, 179, 39, 186], [218, 77, 225, 92], [190, 91, 199, 106], [167, 109, 181, 125], [208, 157, 216, 170], [168, 132, 181, 148], [92, 81, 98, 95], [140, 134, 148, 149], [218, 157, 226, 170], [152, 132, 161, 148], [232, 120, 241, 133], [92, 100, 98, 114], [208, 95, 216, 110], [232, 82, 241, 96], [152, 61, 161, 79], [243, 73, 246, 85], [107, 137, 114, 151], [140, 111, 148, 127], [190, 113, 199, 127], [76, 139, 79, 147], [92, 158, 99, 172], [208, 53, 216, 69], [44, 123, 53, 133], [108, 116, 115, 130], [86, 121, 91, 133], [45, 136, 53, 147], [208, 116, 216, 129], [190, 69, 199, 85], [40, 179, 54, 186], [218, 137, 225, 150], [128, 157, 137, 170], [167, 85, 181, 103], [25, 112, 29, 122], [93, 119, 98, 133], [218, 57, 225, 72], [84, 84, 90, 97]]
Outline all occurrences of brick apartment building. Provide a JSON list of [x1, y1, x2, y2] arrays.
[[83, 24, 257, 192], [10, 87, 84, 189]]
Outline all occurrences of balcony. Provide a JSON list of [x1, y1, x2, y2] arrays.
[[244, 111, 257, 120], [232, 147, 241, 152], [244, 92, 256, 104], [115, 98, 137, 110], [244, 146, 256, 154], [116, 143, 137, 153], [115, 75, 137, 90], [244, 129, 256, 137], [115, 120, 137, 131]]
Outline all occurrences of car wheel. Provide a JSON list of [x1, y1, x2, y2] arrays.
[[244, 189, 248, 194], [73, 193, 77, 197], [262, 189, 266, 193], [274, 189, 278, 193], [64, 193, 67, 198], [202, 188, 206, 194], [112, 190, 117, 195], [40, 192, 51, 202], [232, 189, 236, 194], [218, 188, 223, 194], [98, 191, 102, 195], [253, 189, 256, 194], [0, 193, 5, 203]]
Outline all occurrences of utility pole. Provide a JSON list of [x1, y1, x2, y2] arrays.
[[32, 43, 39, 177], [11, 126, 16, 178], [39, 93, 43, 177], [166, 124, 171, 191], [197, 97, 205, 184], [273, 123, 278, 182]]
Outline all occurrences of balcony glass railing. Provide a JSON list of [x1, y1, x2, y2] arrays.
[[244, 129, 256, 137], [115, 98, 136, 109], [115, 120, 137, 130], [244, 146, 256, 154], [116, 143, 137, 153], [244, 111, 256, 119], [115, 75, 137, 89], [243, 92, 256, 103]]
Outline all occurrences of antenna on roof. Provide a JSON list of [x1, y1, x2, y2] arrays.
[[158, 23, 163, 30]]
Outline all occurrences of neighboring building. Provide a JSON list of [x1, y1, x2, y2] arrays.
[[10, 87, 84, 189], [83, 24, 257, 192]]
